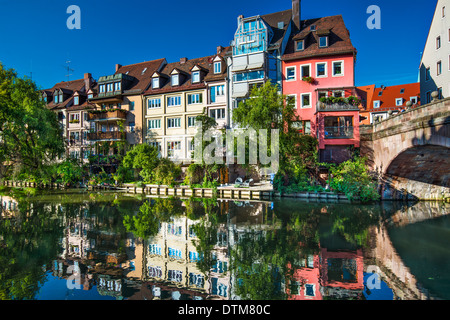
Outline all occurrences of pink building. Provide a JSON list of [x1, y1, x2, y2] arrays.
[[282, 14, 360, 163]]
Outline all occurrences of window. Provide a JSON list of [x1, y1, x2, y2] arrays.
[[319, 36, 328, 48], [106, 83, 114, 92], [152, 77, 159, 89], [318, 91, 328, 100], [148, 98, 161, 109], [167, 96, 181, 107], [214, 61, 221, 74], [400, 88, 405, 94], [301, 64, 311, 78], [300, 93, 311, 108], [373, 100, 380, 108], [286, 66, 296, 81], [171, 74, 179, 86], [210, 85, 225, 103], [310, 25, 316, 31], [187, 116, 197, 127], [287, 94, 297, 109], [438, 87, 443, 99], [296, 40, 304, 51], [148, 119, 161, 129], [305, 284, 315, 297], [167, 118, 181, 128], [426, 67, 431, 81], [210, 108, 226, 120], [426, 91, 431, 103], [73, 96, 79, 105], [99, 84, 105, 93], [53, 95, 58, 103], [167, 141, 181, 157], [88, 93, 93, 99], [192, 71, 200, 83], [395, 98, 403, 106], [437, 36, 441, 49], [410, 96, 418, 104], [114, 82, 121, 91], [128, 122, 135, 133], [316, 62, 327, 77], [443, 6, 446, 17], [149, 141, 161, 152], [332, 61, 343, 76], [149, 244, 162, 256], [187, 93, 203, 105], [333, 90, 344, 98], [59, 93, 63, 103], [129, 101, 134, 111], [437, 61, 442, 75], [233, 70, 264, 82]]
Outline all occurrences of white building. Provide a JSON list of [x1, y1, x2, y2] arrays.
[[420, 0, 450, 104]]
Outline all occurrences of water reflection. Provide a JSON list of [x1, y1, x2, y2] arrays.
[[0, 188, 449, 300]]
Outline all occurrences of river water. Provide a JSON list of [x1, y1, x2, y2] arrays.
[[0, 188, 449, 300]]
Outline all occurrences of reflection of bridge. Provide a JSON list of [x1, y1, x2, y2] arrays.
[[364, 202, 450, 300], [360, 97, 450, 200]]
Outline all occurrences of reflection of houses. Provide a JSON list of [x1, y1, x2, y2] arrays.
[[319, 248, 364, 299], [0, 195, 19, 217], [288, 255, 322, 300]]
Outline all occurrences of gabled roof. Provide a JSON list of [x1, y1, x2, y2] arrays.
[[144, 47, 230, 95], [283, 15, 356, 61], [43, 78, 87, 110], [114, 58, 166, 94], [260, 9, 293, 50]]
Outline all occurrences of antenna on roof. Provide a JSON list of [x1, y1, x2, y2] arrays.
[[64, 60, 74, 81]]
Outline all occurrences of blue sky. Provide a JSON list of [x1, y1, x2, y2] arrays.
[[0, 0, 436, 89]]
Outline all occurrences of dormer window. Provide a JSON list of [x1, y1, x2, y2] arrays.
[[74, 96, 79, 105], [214, 61, 221, 74], [54, 95, 58, 104], [142, 67, 147, 75], [192, 71, 200, 83], [114, 82, 121, 91], [152, 77, 160, 89], [310, 25, 316, 31], [171, 74, 179, 86], [88, 94, 93, 99], [296, 40, 304, 51], [319, 36, 328, 48], [99, 84, 106, 93]]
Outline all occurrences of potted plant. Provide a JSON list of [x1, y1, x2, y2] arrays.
[[302, 76, 315, 84]]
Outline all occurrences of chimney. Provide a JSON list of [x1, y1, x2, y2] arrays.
[[84, 73, 92, 89], [237, 15, 244, 27], [217, 46, 224, 54], [292, 0, 301, 31], [180, 57, 188, 64], [115, 64, 122, 72]]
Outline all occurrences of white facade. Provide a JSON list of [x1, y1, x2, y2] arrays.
[[420, 0, 450, 104]]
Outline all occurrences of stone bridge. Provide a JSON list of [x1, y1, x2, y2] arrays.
[[360, 97, 450, 200]]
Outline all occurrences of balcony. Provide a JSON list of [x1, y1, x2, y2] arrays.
[[88, 109, 127, 122], [324, 126, 354, 139], [87, 131, 126, 141]]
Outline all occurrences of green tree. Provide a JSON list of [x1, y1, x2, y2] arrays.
[[121, 144, 160, 182], [56, 159, 84, 187], [232, 81, 318, 182], [0, 63, 65, 179]]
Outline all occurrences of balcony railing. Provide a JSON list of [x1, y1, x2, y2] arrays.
[[324, 126, 354, 139], [87, 131, 126, 141], [88, 109, 127, 121]]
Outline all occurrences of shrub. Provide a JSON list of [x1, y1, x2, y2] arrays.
[[153, 158, 182, 186]]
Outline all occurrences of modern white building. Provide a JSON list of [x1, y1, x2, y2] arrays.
[[420, 0, 450, 104]]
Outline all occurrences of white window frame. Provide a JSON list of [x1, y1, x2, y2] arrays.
[[167, 117, 181, 128], [114, 82, 121, 91], [192, 71, 200, 83], [319, 36, 328, 48], [287, 94, 297, 109], [285, 66, 296, 81], [187, 93, 203, 105], [437, 36, 441, 50], [148, 119, 161, 129], [147, 98, 161, 109], [171, 74, 179, 86], [214, 61, 221, 74], [300, 63, 311, 78], [99, 85, 105, 93], [300, 93, 312, 108], [167, 96, 181, 107], [316, 62, 328, 78], [296, 40, 304, 51], [395, 98, 403, 106], [152, 77, 160, 89], [437, 60, 442, 75], [73, 96, 79, 105], [332, 60, 344, 77], [187, 116, 197, 127], [373, 100, 380, 108]]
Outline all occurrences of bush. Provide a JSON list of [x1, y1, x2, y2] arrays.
[[153, 158, 182, 186], [329, 157, 380, 202]]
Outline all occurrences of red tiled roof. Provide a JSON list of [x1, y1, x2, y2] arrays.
[[260, 9, 293, 49], [144, 48, 230, 95], [282, 15, 356, 61], [357, 82, 421, 112], [115, 58, 166, 94], [43, 78, 86, 110]]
